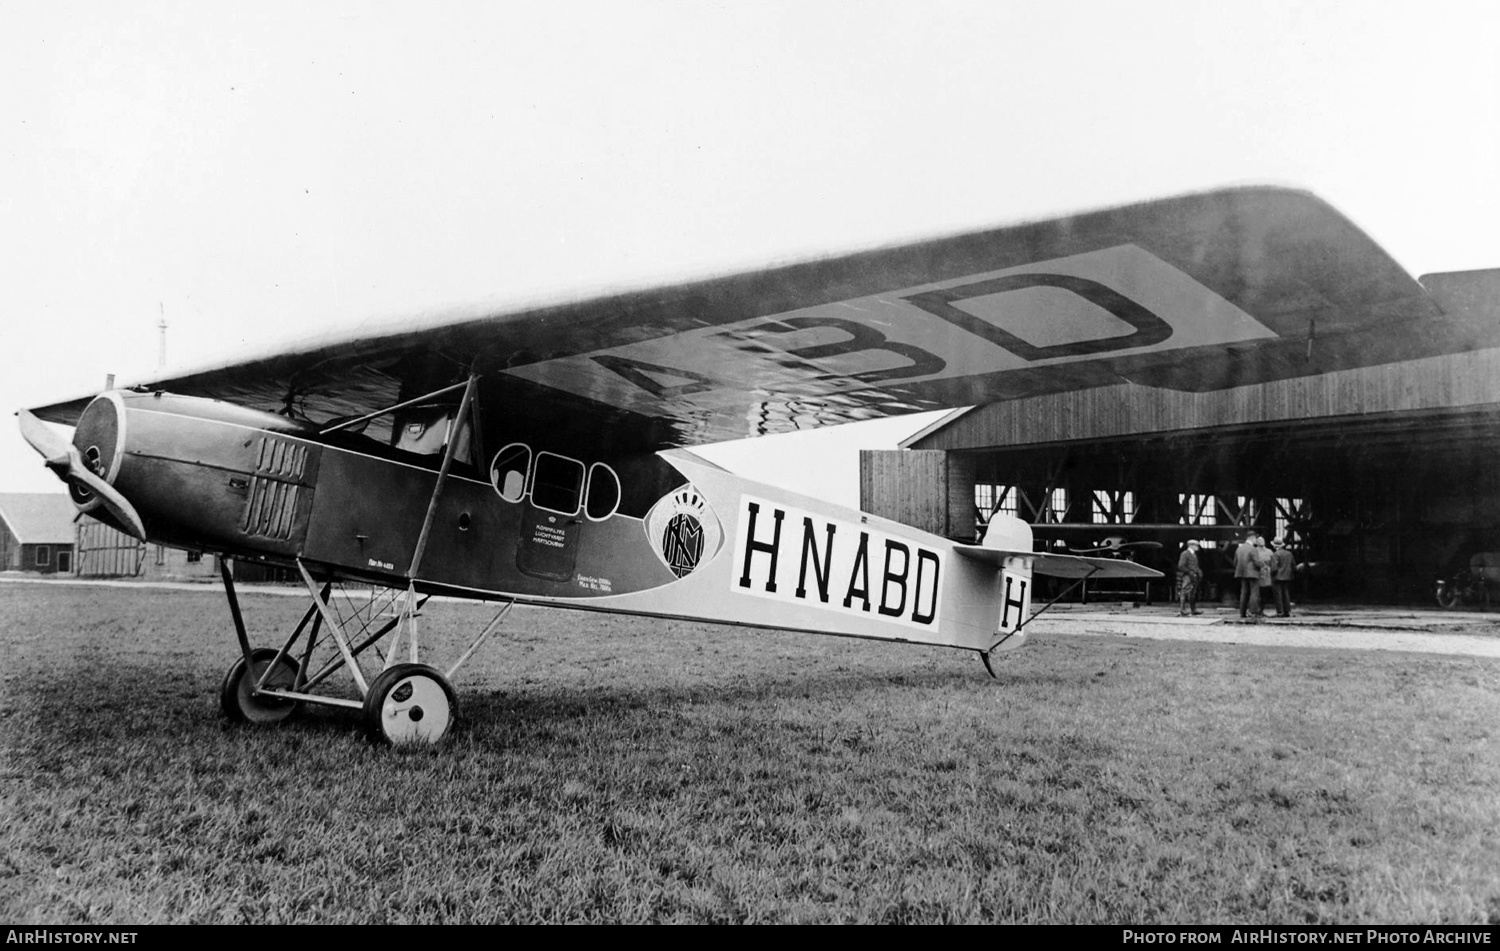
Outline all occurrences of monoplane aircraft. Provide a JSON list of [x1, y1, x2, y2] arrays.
[[18, 186, 1464, 743]]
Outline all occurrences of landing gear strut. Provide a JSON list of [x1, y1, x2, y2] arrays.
[[216, 557, 512, 745]]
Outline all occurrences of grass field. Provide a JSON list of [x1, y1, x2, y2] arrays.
[[2, 581, 1498, 924]]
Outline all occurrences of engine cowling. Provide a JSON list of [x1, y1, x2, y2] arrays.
[[67, 390, 321, 557]]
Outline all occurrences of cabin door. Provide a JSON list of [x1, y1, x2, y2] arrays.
[[515, 451, 585, 582]]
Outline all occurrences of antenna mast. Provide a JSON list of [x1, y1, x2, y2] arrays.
[[157, 303, 168, 370]]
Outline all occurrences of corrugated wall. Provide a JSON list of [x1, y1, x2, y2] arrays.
[[859, 450, 980, 539], [945, 452, 978, 540], [76, 520, 144, 577], [859, 449, 949, 536]]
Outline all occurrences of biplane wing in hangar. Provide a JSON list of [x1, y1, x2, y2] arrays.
[[19, 186, 1468, 743]]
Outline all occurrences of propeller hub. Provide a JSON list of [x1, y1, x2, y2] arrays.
[[70, 392, 126, 508]]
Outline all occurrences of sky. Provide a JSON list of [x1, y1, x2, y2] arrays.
[[2, 0, 1497, 507]]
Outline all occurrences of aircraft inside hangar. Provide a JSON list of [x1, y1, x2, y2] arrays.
[[860, 268, 1500, 606]]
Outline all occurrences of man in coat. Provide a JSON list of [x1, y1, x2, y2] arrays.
[[1177, 540, 1204, 616], [1270, 537, 1295, 617], [1234, 532, 1263, 620], [1253, 534, 1274, 618]]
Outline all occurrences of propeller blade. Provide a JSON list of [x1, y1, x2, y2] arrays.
[[15, 409, 147, 540], [17, 409, 72, 463], [1069, 539, 1165, 554], [68, 456, 147, 540]]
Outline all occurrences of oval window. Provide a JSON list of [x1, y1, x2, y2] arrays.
[[585, 463, 621, 521], [490, 443, 531, 502]]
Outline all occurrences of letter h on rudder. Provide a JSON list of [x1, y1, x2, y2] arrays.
[[999, 575, 1028, 632]]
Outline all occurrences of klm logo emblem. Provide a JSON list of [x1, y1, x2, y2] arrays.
[[733, 495, 943, 629]]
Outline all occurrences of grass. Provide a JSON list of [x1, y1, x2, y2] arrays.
[[1, 581, 1498, 924]]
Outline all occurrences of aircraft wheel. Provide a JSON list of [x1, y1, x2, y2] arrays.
[[220, 648, 300, 724], [1437, 571, 1472, 609], [1436, 585, 1461, 610], [363, 663, 457, 745]]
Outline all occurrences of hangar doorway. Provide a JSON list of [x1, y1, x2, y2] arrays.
[[868, 406, 1500, 604], [860, 269, 1500, 606]]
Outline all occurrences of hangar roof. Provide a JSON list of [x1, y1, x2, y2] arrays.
[[0, 494, 77, 545], [904, 269, 1500, 453]]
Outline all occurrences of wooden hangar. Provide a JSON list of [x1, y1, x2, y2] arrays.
[[861, 269, 1500, 605]]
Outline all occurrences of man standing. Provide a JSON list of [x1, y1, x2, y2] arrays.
[[1234, 532, 1262, 620], [1253, 534, 1274, 619], [1177, 540, 1203, 616], [1270, 538, 1295, 617]]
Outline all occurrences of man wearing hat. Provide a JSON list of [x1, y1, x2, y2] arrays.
[[1176, 540, 1204, 616], [1233, 531, 1262, 620], [1270, 537, 1295, 617]]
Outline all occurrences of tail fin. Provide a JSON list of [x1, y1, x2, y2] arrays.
[[952, 514, 1164, 657], [952, 515, 1037, 654]]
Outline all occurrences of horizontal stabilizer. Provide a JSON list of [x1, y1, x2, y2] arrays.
[[952, 545, 1163, 580]]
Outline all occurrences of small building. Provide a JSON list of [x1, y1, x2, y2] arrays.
[[0, 493, 78, 574], [1, 494, 285, 583], [75, 519, 220, 581]]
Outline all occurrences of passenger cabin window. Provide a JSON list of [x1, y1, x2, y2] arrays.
[[585, 463, 621, 521], [490, 444, 532, 503], [529, 452, 585, 516]]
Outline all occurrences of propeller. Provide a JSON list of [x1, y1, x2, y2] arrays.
[[1068, 536, 1165, 555], [17, 409, 147, 540]]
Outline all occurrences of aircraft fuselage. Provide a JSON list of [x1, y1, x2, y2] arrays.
[[65, 389, 1024, 652]]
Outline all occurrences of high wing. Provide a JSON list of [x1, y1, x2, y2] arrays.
[[27, 186, 1464, 458]]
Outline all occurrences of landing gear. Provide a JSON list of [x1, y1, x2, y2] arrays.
[[215, 556, 512, 745], [1436, 570, 1488, 610], [220, 647, 300, 724], [363, 663, 457, 745]]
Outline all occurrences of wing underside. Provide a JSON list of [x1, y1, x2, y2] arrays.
[[29, 186, 1471, 457]]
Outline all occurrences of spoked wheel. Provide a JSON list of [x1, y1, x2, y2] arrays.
[[363, 663, 458, 745], [220, 648, 301, 724]]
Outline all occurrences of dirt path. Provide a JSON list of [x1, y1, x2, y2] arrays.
[[8, 574, 1500, 658], [1036, 603, 1500, 657]]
